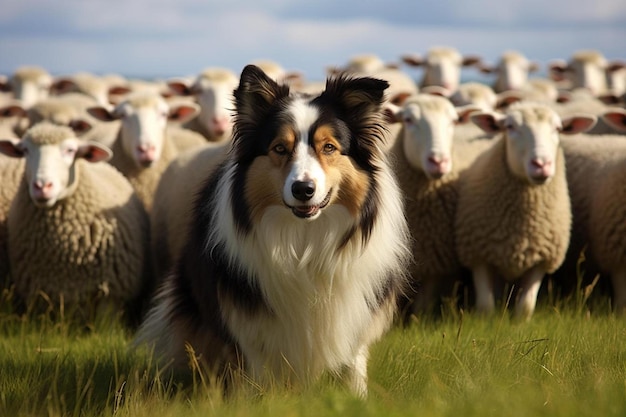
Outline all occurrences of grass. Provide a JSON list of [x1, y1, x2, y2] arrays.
[[0, 284, 625, 417]]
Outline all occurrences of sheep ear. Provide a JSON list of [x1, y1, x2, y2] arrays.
[[462, 55, 482, 67], [560, 115, 597, 135], [69, 119, 93, 135], [50, 78, 78, 95], [0, 104, 27, 118], [470, 112, 504, 133], [401, 54, 424, 67], [388, 92, 412, 107], [456, 105, 482, 124], [87, 106, 118, 122], [548, 60, 568, 82], [76, 142, 112, 163], [168, 103, 199, 124], [167, 80, 193, 96], [0, 139, 25, 158], [479, 64, 495, 74], [601, 109, 626, 133]]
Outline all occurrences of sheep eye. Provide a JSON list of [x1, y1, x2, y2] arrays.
[[403, 116, 413, 125], [272, 144, 287, 155], [323, 143, 336, 154]]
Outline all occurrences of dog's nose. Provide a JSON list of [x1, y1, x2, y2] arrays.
[[291, 180, 316, 202]]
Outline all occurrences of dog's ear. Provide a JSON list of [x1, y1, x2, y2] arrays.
[[234, 65, 290, 127], [321, 75, 389, 118]]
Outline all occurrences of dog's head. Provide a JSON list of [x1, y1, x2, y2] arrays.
[[230, 64, 389, 234]]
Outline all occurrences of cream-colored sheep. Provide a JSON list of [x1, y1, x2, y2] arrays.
[[26, 93, 122, 146], [455, 102, 595, 320], [385, 94, 497, 316], [479, 50, 540, 93], [150, 142, 230, 281], [563, 111, 626, 312], [167, 67, 239, 142], [88, 91, 204, 210], [0, 123, 152, 323], [401, 46, 482, 94], [549, 50, 624, 96], [2, 66, 53, 108]]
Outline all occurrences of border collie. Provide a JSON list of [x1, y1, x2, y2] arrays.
[[135, 65, 411, 396]]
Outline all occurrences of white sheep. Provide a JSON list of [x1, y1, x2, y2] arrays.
[[586, 112, 626, 313], [1, 66, 53, 108], [150, 142, 230, 281], [455, 102, 595, 320], [549, 50, 625, 96], [50, 72, 116, 108], [0, 123, 152, 323], [88, 91, 205, 210], [401, 46, 482, 94], [385, 94, 475, 315], [167, 67, 240, 142], [479, 50, 540, 93], [25, 93, 123, 147], [556, 110, 626, 310]]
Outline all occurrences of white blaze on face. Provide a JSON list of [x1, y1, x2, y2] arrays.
[[282, 99, 328, 216]]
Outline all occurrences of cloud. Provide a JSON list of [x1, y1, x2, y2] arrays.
[[1, 0, 625, 81]]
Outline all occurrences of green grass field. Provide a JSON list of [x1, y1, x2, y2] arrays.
[[1, 285, 625, 417]]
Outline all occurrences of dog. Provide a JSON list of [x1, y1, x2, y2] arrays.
[[134, 64, 411, 396]]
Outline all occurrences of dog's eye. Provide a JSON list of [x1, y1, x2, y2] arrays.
[[272, 144, 287, 155], [323, 143, 336, 154]]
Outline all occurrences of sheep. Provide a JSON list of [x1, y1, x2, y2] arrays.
[[401, 46, 482, 94], [383, 93, 499, 316], [0, 103, 25, 286], [549, 50, 626, 96], [384, 94, 470, 316], [554, 110, 626, 302], [455, 102, 596, 320], [149, 142, 229, 282], [167, 67, 240, 142], [586, 112, 626, 312], [448, 82, 498, 111], [25, 93, 123, 147], [50, 72, 116, 108], [0, 66, 53, 108], [0, 123, 152, 323], [88, 91, 204, 211], [479, 50, 540, 93]]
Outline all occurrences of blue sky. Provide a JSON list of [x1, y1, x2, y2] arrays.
[[1, 0, 625, 82]]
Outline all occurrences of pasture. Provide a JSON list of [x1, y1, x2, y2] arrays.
[[1, 284, 624, 417]]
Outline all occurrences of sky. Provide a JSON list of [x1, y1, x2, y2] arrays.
[[1, 0, 626, 83]]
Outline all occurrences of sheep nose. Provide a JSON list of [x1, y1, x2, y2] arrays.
[[291, 180, 315, 202], [531, 158, 551, 169], [33, 179, 53, 192]]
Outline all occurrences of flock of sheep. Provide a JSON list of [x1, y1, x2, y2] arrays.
[[1, 46, 626, 326]]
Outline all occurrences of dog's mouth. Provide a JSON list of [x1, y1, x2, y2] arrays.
[[288, 189, 333, 219]]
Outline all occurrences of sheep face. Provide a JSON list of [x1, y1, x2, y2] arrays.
[[0, 125, 111, 208], [115, 97, 170, 168], [502, 108, 562, 185], [399, 95, 456, 179], [495, 53, 536, 92], [193, 76, 238, 138], [10, 67, 53, 108]]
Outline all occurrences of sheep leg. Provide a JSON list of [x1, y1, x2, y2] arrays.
[[472, 264, 495, 314], [343, 344, 369, 398], [609, 268, 626, 315], [514, 266, 545, 320]]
